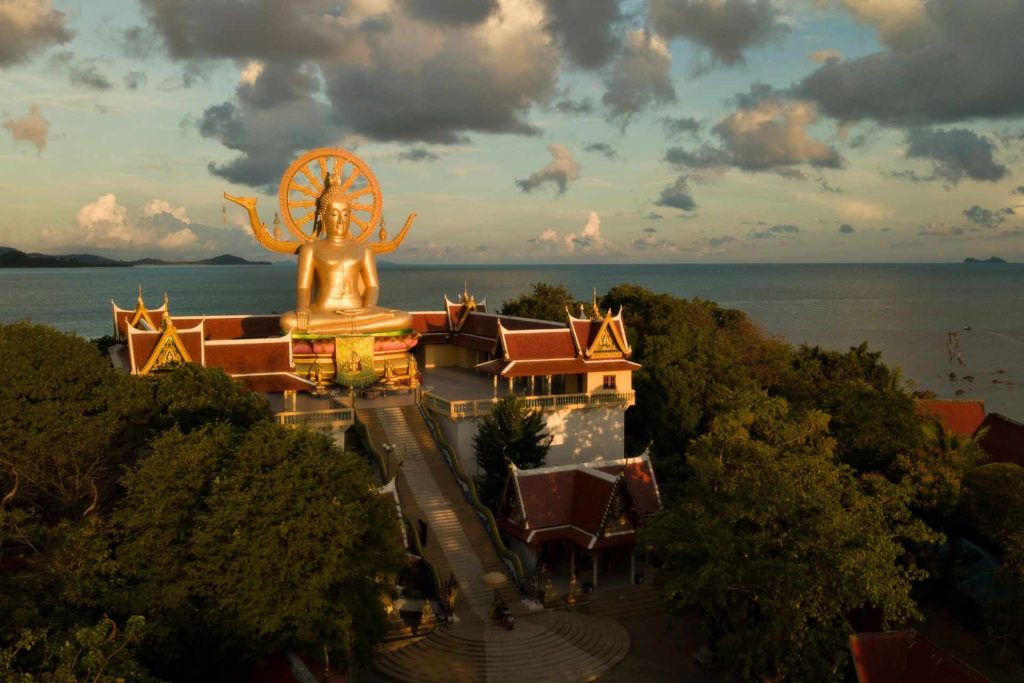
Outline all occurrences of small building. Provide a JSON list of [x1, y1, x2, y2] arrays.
[[496, 455, 661, 588], [915, 399, 987, 436], [413, 290, 639, 471], [976, 413, 1024, 468]]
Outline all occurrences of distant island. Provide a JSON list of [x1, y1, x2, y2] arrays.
[[0, 247, 271, 268], [963, 256, 1008, 264]]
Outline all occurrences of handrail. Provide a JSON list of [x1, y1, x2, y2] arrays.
[[276, 407, 354, 428], [422, 391, 636, 420], [416, 400, 526, 590], [403, 514, 444, 608], [352, 412, 387, 483]]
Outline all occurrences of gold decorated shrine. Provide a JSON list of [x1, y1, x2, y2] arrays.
[[112, 147, 422, 392]]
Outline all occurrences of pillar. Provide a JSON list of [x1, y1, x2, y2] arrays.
[[591, 551, 598, 589], [530, 375, 535, 396], [546, 374, 553, 395], [492, 374, 498, 398], [507, 376, 514, 395]]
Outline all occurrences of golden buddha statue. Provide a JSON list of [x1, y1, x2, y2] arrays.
[[279, 171, 414, 336]]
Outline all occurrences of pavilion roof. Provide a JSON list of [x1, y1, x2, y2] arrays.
[[499, 455, 660, 550], [915, 399, 987, 436], [475, 357, 640, 378]]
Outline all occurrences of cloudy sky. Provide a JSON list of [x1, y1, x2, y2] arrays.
[[2, 0, 1024, 263]]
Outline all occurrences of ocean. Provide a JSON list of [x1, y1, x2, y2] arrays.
[[2, 263, 1022, 419]]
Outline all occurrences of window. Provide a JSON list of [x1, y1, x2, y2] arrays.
[[602, 375, 617, 390]]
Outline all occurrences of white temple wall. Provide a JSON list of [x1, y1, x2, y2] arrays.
[[434, 406, 626, 475], [584, 370, 633, 393]]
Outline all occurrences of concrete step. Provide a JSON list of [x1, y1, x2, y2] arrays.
[[373, 612, 630, 683]]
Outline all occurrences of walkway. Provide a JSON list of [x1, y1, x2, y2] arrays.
[[360, 404, 631, 682]]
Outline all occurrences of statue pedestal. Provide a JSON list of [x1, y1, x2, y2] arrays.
[[291, 331, 419, 390]]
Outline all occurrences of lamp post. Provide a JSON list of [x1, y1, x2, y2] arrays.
[[382, 442, 395, 481]]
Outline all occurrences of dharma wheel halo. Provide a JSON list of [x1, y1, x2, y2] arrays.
[[278, 147, 382, 243], [223, 146, 417, 256]]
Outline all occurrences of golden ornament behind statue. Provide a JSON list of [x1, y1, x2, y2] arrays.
[[224, 147, 416, 255], [222, 147, 420, 389]]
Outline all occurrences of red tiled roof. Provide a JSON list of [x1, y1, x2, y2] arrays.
[[235, 373, 313, 393], [594, 459, 661, 515], [916, 399, 987, 436], [504, 456, 660, 549], [205, 339, 293, 374], [412, 312, 449, 334], [571, 470, 615, 532], [977, 413, 1024, 467], [571, 319, 600, 350], [174, 315, 282, 340], [849, 631, 988, 683], [476, 358, 640, 377], [517, 469, 576, 529], [501, 329, 577, 361]]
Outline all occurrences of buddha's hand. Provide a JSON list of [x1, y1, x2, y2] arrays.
[[296, 310, 310, 332]]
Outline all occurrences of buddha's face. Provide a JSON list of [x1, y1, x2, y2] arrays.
[[321, 200, 351, 239]]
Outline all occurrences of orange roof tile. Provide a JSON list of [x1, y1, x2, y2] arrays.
[[916, 399, 987, 436], [849, 631, 988, 683]]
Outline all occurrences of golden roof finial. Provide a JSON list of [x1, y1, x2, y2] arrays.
[[163, 291, 169, 308], [463, 280, 470, 303], [591, 288, 601, 320], [137, 284, 144, 305]]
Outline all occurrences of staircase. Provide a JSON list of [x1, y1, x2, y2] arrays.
[[373, 611, 630, 683], [362, 403, 633, 682], [358, 405, 520, 621]]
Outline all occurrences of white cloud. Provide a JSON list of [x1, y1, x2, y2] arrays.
[[43, 194, 201, 252], [564, 211, 611, 253], [141, 198, 191, 224]]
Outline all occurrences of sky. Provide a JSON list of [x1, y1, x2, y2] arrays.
[[2, 0, 1024, 264]]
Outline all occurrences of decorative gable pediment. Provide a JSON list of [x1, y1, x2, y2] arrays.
[[587, 312, 629, 359], [139, 317, 192, 374], [600, 476, 637, 536]]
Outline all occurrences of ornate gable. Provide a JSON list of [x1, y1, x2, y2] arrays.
[[587, 310, 629, 359], [446, 283, 480, 332], [138, 315, 192, 374], [599, 475, 637, 537]]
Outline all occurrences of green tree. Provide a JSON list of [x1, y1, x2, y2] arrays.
[[473, 396, 550, 509], [1, 616, 159, 683], [778, 343, 922, 474], [893, 419, 986, 524], [600, 284, 791, 486], [644, 390, 931, 680], [500, 282, 582, 322], [150, 364, 271, 434], [114, 421, 405, 678], [0, 322, 151, 523]]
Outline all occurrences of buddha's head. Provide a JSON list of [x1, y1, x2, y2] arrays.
[[315, 171, 351, 239]]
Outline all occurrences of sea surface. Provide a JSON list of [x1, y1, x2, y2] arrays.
[[2, 263, 1022, 419]]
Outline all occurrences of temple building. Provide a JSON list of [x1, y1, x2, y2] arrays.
[[497, 455, 661, 589], [107, 146, 658, 600], [413, 289, 639, 472]]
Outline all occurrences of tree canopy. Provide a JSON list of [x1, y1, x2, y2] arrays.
[[0, 324, 405, 680], [115, 422, 404, 677], [500, 282, 582, 323], [474, 395, 550, 509], [644, 390, 932, 679]]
